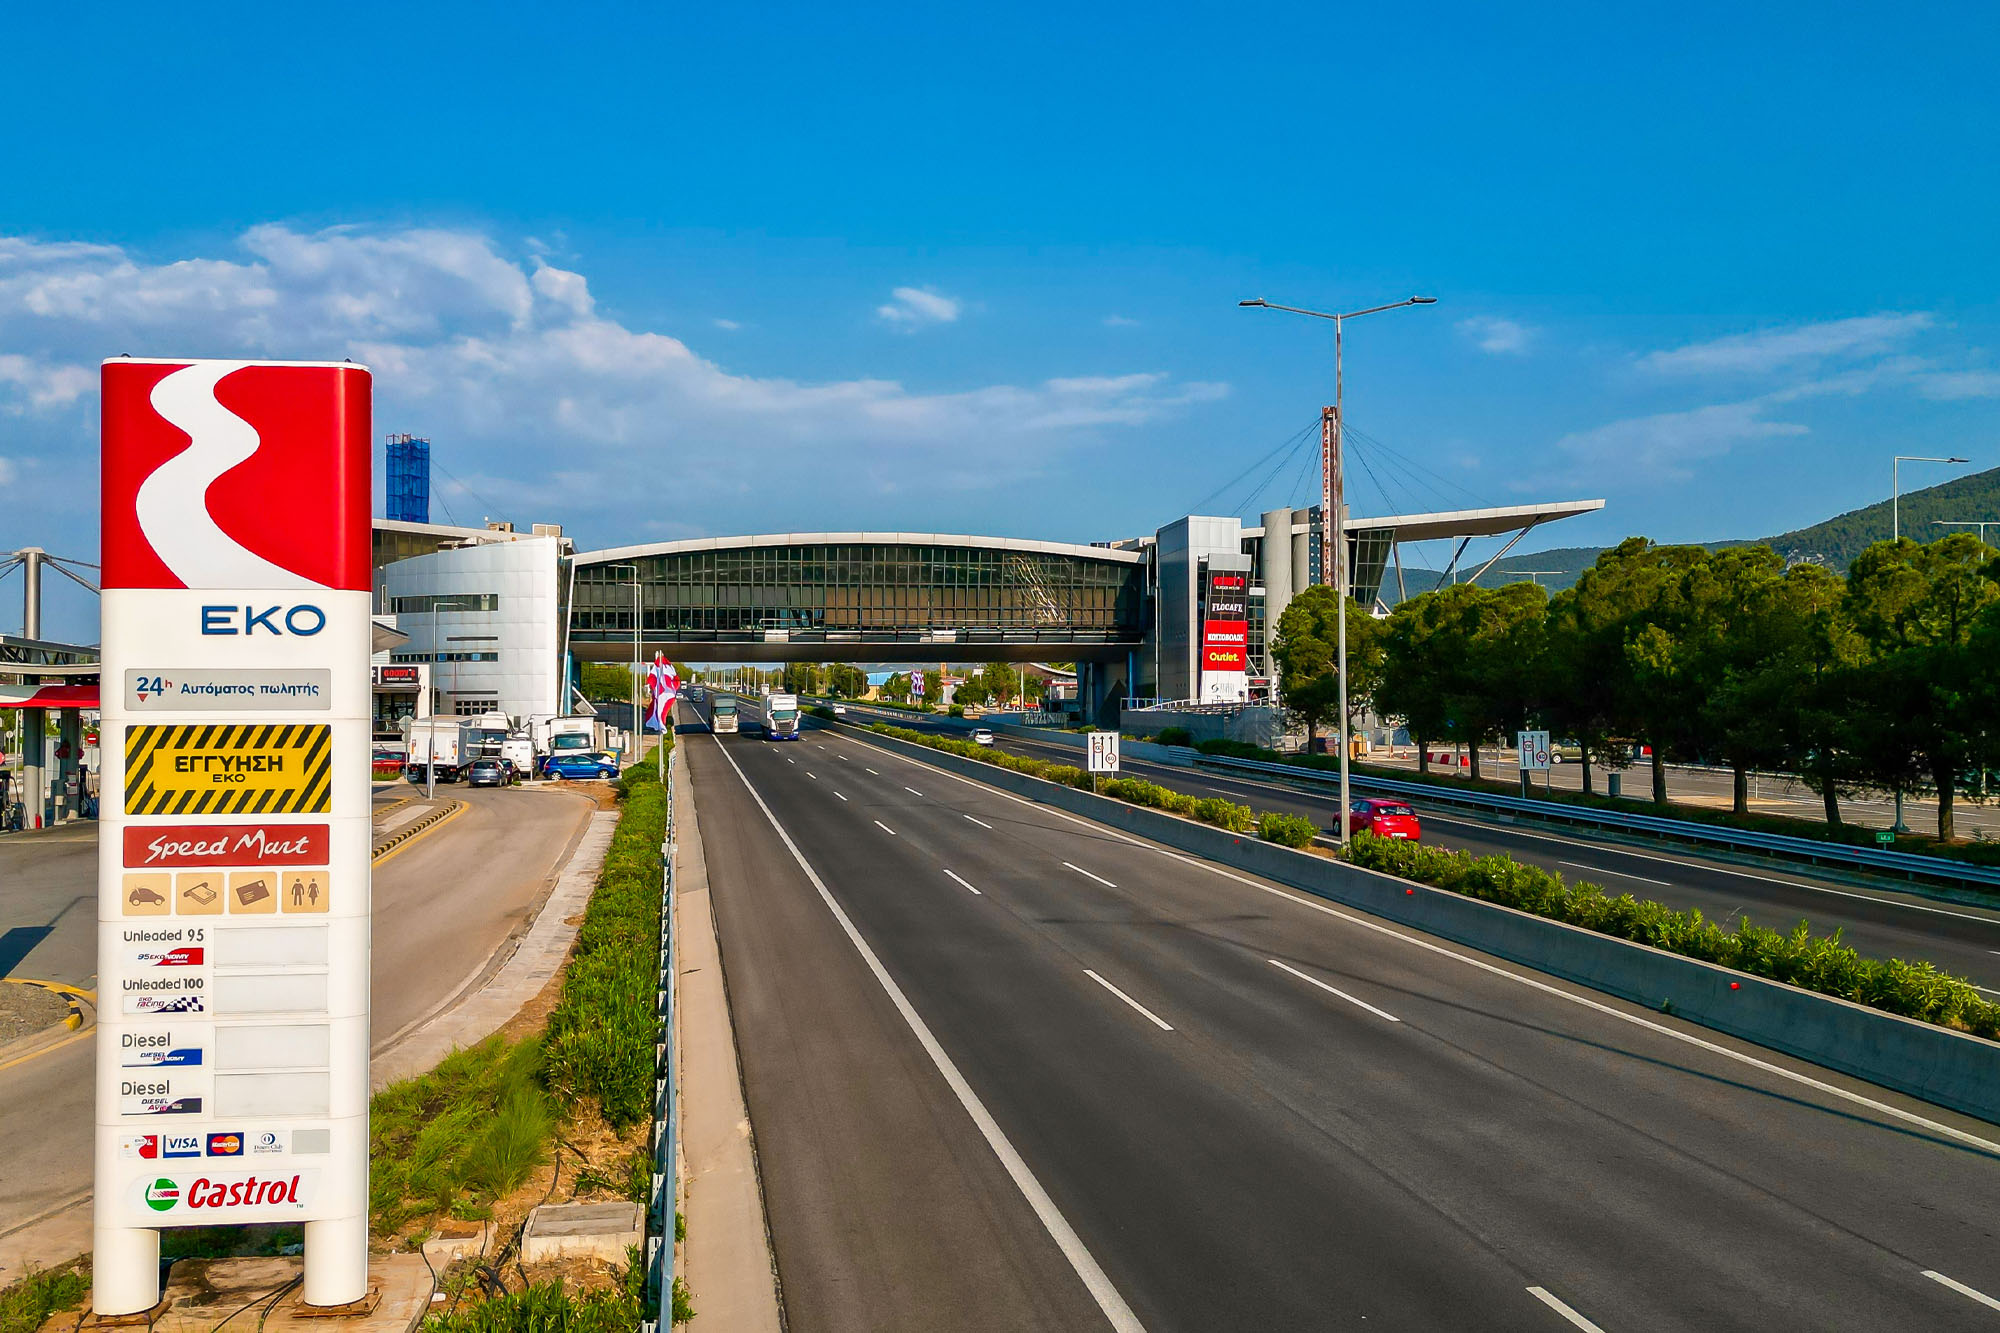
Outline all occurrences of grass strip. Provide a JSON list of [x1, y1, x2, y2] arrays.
[[0, 1261, 87, 1333], [541, 751, 669, 1130], [1341, 832, 2000, 1039]]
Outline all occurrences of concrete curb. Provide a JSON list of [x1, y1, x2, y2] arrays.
[[849, 723, 2000, 1128], [370, 798, 465, 860]]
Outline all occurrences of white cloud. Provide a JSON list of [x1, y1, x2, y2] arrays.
[[1639, 312, 1933, 376], [0, 226, 1226, 534], [1102, 314, 1140, 328], [712, 318, 741, 331], [1916, 369, 2000, 400], [0, 456, 14, 485], [1456, 316, 1532, 355], [876, 286, 960, 328], [1550, 398, 1808, 484]]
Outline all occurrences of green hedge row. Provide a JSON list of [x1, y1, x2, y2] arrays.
[[542, 750, 672, 1129], [1342, 833, 2000, 1040], [863, 723, 1315, 846]]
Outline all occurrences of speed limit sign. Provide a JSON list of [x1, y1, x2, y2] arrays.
[[1518, 730, 1552, 771]]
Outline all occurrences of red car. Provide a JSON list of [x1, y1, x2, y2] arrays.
[[1348, 797, 1420, 840]]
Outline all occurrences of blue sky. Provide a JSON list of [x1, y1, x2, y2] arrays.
[[4, 1, 1998, 641]]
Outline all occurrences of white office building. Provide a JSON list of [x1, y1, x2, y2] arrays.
[[376, 536, 565, 724]]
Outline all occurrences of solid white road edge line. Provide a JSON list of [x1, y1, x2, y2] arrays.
[[874, 820, 897, 836], [1559, 860, 1670, 887], [1923, 1270, 2000, 1311], [965, 815, 994, 830], [944, 869, 983, 896], [1083, 969, 1174, 1032], [1268, 959, 1401, 1022], [1527, 1286, 1608, 1332], [839, 730, 2000, 1158], [708, 738, 1149, 1333], [1064, 861, 1117, 888]]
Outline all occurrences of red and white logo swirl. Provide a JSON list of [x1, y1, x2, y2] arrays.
[[102, 359, 372, 591]]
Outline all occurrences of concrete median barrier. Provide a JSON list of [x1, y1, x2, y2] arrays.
[[850, 724, 2000, 1128]]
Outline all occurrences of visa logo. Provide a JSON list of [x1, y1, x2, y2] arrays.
[[163, 1135, 202, 1158]]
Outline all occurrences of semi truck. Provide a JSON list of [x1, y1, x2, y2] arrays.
[[711, 696, 739, 734], [765, 693, 801, 740]]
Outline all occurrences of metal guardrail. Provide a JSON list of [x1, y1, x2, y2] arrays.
[[642, 745, 679, 1332], [1197, 753, 2000, 889]]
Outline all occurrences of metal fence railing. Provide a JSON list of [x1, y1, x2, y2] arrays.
[[1196, 753, 2000, 890], [642, 744, 679, 1331]]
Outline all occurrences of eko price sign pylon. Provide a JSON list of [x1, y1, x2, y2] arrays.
[[94, 358, 373, 1316]]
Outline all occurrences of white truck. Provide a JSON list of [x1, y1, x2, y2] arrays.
[[407, 720, 466, 784], [765, 693, 802, 741], [534, 714, 609, 757], [500, 736, 538, 779]]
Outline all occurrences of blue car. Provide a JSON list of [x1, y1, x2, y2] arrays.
[[542, 751, 620, 780]]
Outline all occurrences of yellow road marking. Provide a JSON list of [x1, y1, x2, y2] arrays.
[[372, 800, 468, 867]]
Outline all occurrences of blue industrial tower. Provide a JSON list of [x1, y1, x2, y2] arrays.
[[386, 434, 431, 523]]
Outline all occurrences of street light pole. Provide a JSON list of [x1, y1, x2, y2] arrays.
[[1892, 455, 1970, 540], [1241, 294, 1437, 845], [426, 597, 470, 799], [606, 564, 641, 764], [1934, 519, 2000, 545]]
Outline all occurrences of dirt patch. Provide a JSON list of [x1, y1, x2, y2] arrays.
[[0, 981, 72, 1043]]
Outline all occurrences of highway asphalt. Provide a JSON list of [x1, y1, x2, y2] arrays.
[[847, 708, 2000, 995], [691, 698, 2000, 1331], [0, 782, 593, 1250]]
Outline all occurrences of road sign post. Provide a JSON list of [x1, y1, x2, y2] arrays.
[[95, 359, 373, 1315], [1087, 731, 1120, 793], [1517, 729, 1551, 798]]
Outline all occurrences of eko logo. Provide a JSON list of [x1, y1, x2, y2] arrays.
[[199, 605, 326, 637], [100, 360, 371, 593]]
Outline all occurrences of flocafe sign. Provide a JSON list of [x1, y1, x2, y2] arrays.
[[95, 358, 373, 1316]]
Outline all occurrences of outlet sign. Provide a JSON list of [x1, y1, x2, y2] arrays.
[[96, 358, 373, 1311]]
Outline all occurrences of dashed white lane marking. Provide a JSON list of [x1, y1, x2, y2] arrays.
[[807, 772, 817, 780], [944, 869, 983, 896], [837, 754, 849, 762], [785, 757, 795, 764], [1923, 1270, 2000, 1312], [905, 786, 924, 797], [1268, 959, 1401, 1022], [964, 815, 994, 830], [835, 792, 848, 802], [1560, 860, 1670, 887], [874, 820, 896, 836], [865, 767, 880, 775], [1084, 969, 1174, 1031], [1527, 1287, 1607, 1331], [838, 729, 2000, 1159], [708, 738, 1150, 1333], [1064, 861, 1116, 888]]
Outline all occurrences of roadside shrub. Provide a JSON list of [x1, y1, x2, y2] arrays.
[[1196, 738, 1281, 760], [1341, 833, 2000, 1039], [0, 1262, 88, 1333], [1192, 796, 1254, 833], [807, 705, 837, 720], [948, 704, 965, 717], [1155, 727, 1193, 748], [544, 757, 669, 1129], [1259, 812, 1318, 848]]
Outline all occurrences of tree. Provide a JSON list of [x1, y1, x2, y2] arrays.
[[579, 662, 630, 701], [825, 663, 869, 697], [1375, 582, 1543, 779], [1272, 585, 1385, 752], [882, 672, 912, 702], [1844, 533, 2000, 840]]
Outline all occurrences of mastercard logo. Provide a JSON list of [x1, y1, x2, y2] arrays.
[[207, 1134, 242, 1156]]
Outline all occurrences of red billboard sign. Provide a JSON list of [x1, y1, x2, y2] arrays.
[[123, 823, 330, 869], [1201, 569, 1250, 672], [101, 360, 372, 592]]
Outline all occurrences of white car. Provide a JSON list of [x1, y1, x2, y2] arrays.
[[832, 703, 847, 715], [971, 728, 996, 746]]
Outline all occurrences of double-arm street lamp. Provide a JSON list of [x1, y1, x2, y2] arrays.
[[605, 564, 642, 759], [1240, 294, 1436, 844], [1933, 519, 2000, 545], [1892, 456, 1969, 540]]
